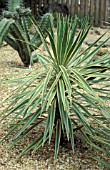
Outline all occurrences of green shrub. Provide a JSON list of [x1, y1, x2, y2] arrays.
[[0, 15, 110, 167], [0, 0, 51, 66]]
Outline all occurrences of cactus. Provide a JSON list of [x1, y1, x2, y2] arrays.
[[0, 18, 14, 45], [0, 0, 51, 66]]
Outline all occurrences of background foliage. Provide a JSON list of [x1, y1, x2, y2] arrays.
[[0, 0, 51, 66]]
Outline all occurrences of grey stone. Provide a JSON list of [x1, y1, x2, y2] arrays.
[[94, 30, 101, 35], [0, 159, 4, 165]]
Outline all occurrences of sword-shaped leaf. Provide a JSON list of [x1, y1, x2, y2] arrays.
[[54, 119, 61, 159]]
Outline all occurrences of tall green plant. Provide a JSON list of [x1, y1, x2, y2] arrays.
[[0, 0, 51, 66], [0, 15, 110, 167]]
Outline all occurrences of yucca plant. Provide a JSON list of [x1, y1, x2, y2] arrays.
[[0, 0, 51, 66], [0, 15, 110, 167]]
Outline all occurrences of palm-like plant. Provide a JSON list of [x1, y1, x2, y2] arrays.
[[0, 0, 51, 66], [0, 15, 110, 166]]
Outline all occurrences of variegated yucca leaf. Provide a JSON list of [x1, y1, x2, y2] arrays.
[[0, 14, 110, 167]]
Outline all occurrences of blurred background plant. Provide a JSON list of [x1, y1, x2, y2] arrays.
[[0, 0, 51, 66], [0, 0, 6, 19]]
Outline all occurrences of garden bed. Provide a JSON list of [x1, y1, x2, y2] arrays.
[[0, 27, 110, 170]]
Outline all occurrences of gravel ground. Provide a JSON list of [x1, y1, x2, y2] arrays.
[[0, 27, 110, 170]]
